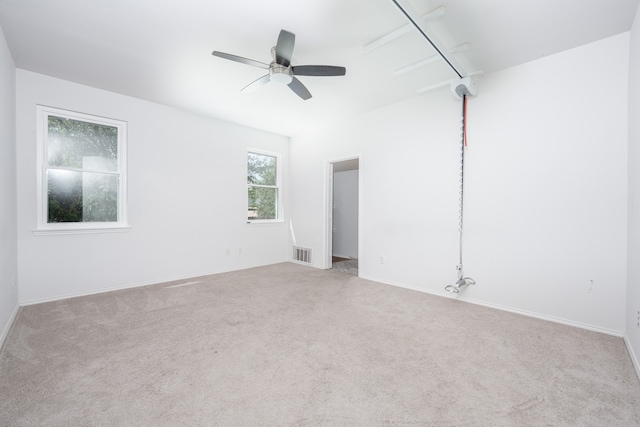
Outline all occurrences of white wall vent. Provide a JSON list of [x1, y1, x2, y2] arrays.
[[293, 246, 312, 264]]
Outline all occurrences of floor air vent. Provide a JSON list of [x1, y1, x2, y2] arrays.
[[293, 246, 312, 264]]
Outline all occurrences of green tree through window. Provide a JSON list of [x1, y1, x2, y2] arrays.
[[247, 151, 279, 221], [47, 116, 119, 223], [37, 106, 127, 231]]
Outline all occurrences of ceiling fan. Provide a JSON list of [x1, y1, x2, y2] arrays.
[[212, 29, 346, 100]]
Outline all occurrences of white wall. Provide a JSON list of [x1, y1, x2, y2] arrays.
[[0, 25, 18, 347], [332, 169, 358, 259], [16, 70, 290, 304], [291, 33, 630, 335], [626, 5, 640, 375]]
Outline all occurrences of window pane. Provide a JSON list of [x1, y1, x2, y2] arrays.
[[47, 169, 82, 222], [47, 170, 118, 223], [248, 187, 277, 220], [247, 152, 276, 186], [48, 116, 118, 171]]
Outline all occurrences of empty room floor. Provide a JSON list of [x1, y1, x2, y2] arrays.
[[1, 262, 639, 425]]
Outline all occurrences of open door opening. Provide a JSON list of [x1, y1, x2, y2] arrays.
[[327, 157, 359, 275]]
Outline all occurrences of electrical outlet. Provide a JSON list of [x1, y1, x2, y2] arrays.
[[238, 248, 242, 255], [380, 256, 385, 264], [588, 280, 594, 293], [225, 248, 231, 256], [637, 310, 640, 328]]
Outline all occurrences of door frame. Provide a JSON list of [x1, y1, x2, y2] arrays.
[[325, 155, 361, 271]]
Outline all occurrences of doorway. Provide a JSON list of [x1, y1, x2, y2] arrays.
[[327, 157, 359, 275]]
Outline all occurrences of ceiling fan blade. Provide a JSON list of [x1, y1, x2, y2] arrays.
[[276, 30, 295, 66], [292, 65, 346, 76], [212, 51, 269, 69], [241, 74, 271, 93], [288, 77, 312, 100]]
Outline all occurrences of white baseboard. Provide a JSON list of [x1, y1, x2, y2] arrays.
[[624, 335, 640, 381], [20, 261, 287, 306], [15, 263, 633, 367], [358, 273, 624, 338], [0, 303, 20, 352]]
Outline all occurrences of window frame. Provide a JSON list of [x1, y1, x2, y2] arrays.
[[247, 148, 282, 224], [35, 105, 129, 234]]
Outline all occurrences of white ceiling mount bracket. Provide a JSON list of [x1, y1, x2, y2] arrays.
[[451, 77, 477, 99], [416, 70, 483, 95]]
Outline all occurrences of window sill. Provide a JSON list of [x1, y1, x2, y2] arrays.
[[246, 220, 284, 226], [33, 226, 132, 236]]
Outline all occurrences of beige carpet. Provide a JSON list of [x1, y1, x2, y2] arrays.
[[1, 262, 639, 426]]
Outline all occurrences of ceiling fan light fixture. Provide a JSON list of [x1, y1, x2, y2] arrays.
[[269, 64, 293, 85]]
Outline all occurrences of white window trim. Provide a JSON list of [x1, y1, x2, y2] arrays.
[[247, 148, 283, 224], [35, 105, 129, 234]]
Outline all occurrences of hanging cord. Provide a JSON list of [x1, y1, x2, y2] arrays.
[[457, 94, 467, 272], [446, 94, 475, 293]]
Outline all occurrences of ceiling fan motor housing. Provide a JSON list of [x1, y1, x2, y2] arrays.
[[270, 63, 293, 84]]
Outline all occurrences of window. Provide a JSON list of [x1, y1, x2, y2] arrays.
[[247, 150, 281, 222], [36, 106, 128, 233]]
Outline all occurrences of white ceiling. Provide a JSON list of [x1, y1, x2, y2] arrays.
[[0, 0, 637, 136]]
